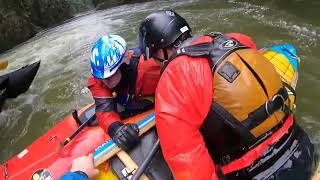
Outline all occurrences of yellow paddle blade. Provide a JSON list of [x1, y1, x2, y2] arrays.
[[0, 60, 8, 70]]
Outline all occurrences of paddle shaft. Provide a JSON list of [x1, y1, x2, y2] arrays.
[[94, 112, 156, 167], [62, 110, 91, 146], [116, 151, 149, 180], [131, 139, 160, 180]]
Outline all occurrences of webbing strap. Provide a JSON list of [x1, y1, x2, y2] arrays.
[[211, 102, 256, 141], [242, 87, 289, 130], [221, 115, 294, 174], [161, 42, 212, 74], [127, 51, 140, 102], [283, 82, 296, 98], [176, 42, 212, 57], [162, 34, 248, 74]]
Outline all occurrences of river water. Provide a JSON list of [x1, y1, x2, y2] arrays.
[[0, 0, 319, 176]]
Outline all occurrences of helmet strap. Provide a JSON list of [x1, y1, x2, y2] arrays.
[[163, 48, 168, 60], [153, 55, 166, 62], [151, 48, 169, 63], [146, 47, 150, 60]]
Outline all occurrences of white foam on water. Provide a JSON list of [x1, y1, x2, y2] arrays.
[[230, 1, 320, 46]]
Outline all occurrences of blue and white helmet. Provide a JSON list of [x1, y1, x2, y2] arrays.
[[89, 35, 127, 79]]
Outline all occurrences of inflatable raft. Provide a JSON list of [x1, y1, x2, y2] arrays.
[[0, 44, 300, 180]]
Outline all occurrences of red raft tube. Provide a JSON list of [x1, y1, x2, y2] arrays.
[[0, 103, 155, 179]]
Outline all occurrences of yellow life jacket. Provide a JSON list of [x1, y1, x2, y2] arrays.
[[165, 33, 294, 163], [261, 47, 299, 112]]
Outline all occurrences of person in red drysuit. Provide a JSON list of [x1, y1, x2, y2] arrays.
[[137, 10, 315, 180], [88, 34, 160, 151]]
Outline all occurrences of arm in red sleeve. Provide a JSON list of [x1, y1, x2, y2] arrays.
[[87, 76, 120, 133], [155, 56, 218, 180]]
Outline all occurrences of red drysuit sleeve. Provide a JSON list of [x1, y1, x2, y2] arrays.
[[155, 55, 218, 180], [87, 76, 120, 133]]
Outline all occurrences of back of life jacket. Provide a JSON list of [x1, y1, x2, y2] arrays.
[[165, 33, 294, 165]]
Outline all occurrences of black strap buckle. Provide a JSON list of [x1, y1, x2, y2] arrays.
[[265, 93, 286, 116], [126, 93, 134, 104], [162, 60, 169, 67], [272, 94, 286, 111]]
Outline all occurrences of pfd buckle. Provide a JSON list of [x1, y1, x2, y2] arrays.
[[221, 155, 232, 165], [162, 60, 168, 67], [272, 94, 286, 111], [265, 94, 286, 116], [126, 93, 134, 104], [265, 101, 270, 116]]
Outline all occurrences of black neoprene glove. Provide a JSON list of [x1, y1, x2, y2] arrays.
[[108, 121, 140, 151], [120, 99, 154, 119]]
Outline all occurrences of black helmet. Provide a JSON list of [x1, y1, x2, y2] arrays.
[[138, 10, 191, 59]]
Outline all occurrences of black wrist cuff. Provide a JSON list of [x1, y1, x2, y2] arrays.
[[108, 121, 123, 137], [74, 171, 89, 178]]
